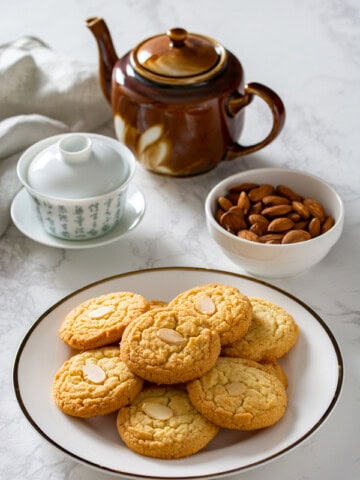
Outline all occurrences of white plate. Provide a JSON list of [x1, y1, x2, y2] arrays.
[[10, 186, 145, 249], [13, 267, 343, 479]]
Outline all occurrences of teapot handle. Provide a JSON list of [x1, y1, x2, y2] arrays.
[[224, 82, 285, 161]]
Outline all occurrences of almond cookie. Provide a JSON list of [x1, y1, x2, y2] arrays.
[[120, 307, 221, 384], [148, 299, 168, 310], [222, 297, 299, 361], [59, 291, 149, 350], [117, 386, 219, 459], [187, 357, 288, 430], [260, 359, 288, 388], [168, 283, 252, 346], [52, 346, 143, 417]]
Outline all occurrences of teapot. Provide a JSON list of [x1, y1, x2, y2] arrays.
[[86, 17, 285, 176]]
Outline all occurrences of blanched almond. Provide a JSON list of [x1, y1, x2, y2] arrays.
[[142, 402, 173, 420], [89, 306, 114, 319], [226, 382, 247, 396], [82, 364, 106, 384], [157, 328, 186, 345], [195, 295, 216, 314]]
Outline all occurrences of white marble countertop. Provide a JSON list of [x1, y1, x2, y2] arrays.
[[1, 1, 359, 479]]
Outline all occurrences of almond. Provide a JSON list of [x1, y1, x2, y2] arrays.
[[217, 196, 233, 211], [215, 208, 225, 223], [237, 230, 259, 242], [321, 215, 335, 233], [237, 191, 251, 213], [157, 328, 186, 345], [249, 201, 263, 215], [82, 364, 106, 384], [308, 217, 321, 237], [281, 229, 311, 244], [142, 402, 173, 420], [250, 222, 265, 236], [262, 195, 290, 206], [248, 184, 275, 202], [229, 182, 258, 193], [287, 212, 301, 222], [293, 220, 308, 230], [195, 295, 216, 314], [258, 233, 284, 243], [248, 213, 269, 228], [220, 208, 246, 231], [268, 217, 295, 232], [276, 184, 302, 201], [292, 201, 310, 219], [303, 198, 326, 222], [261, 205, 293, 217]]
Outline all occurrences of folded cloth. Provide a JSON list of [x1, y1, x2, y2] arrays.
[[0, 36, 113, 237]]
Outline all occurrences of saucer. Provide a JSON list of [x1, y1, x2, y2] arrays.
[[10, 186, 145, 249]]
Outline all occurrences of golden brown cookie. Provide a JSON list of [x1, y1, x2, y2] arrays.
[[148, 300, 168, 310], [260, 359, 288, 388], [52, 346, 143, 417], [168, 283, 252, 345], [120, 307, 221, 384], [59, 291, 149, 350], [187, 357, 288, 430], [117, 386, 219, 459], [222, 297, 299, 361]]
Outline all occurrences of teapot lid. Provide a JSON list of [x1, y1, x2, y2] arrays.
[[26, 133, 129, 199], [130, 28, 227, 86]]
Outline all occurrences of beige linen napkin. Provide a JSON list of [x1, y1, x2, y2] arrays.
[[0, 36, 113, 237]]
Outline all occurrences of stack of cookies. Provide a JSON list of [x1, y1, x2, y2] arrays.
[[52, 283, 299, 459]]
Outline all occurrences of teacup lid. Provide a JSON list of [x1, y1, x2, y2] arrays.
[[130, 28, 227, 86], [27, 133, 129, 199]]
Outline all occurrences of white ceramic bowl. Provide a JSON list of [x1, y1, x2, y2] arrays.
[[205, 168, 344, 278], [17, 133, 136, 241]]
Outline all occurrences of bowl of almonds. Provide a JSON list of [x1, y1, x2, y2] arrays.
[[205, 168, 344, 278]]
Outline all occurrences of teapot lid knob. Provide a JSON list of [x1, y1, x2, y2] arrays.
[[167, 28, 188, 47]]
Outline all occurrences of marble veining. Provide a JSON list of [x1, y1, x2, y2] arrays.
[[0, 0, 359, 479]]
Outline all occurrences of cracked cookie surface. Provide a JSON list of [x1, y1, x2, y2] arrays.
[[168, 283, 252, 346], [187, 357, 288, 430], [120, 307, 221, 384], [52, 346, 143, 417], [117, 386, 219, 459], [59, 291, 149, 350], [222, 297, 299, 361]]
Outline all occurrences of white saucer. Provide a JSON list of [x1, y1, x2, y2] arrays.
[[10, 186, 145, 249]]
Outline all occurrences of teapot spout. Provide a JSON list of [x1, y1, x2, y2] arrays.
[[86, 17, 118, 104]]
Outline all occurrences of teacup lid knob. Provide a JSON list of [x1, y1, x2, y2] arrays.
[[59, 133, 92, 164]]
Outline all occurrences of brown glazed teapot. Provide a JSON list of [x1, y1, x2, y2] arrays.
[[86, 17, 285, 176]]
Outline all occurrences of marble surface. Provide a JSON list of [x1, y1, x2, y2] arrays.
[[1, 0, 359, 479]]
